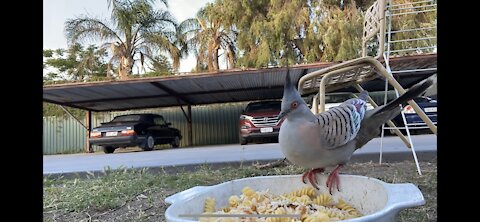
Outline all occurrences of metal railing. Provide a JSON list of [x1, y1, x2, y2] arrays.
[[377, 0, 437, 174]]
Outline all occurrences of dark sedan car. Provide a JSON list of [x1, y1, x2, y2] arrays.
[[89, 114, 182, 153], [389, 96, 437, 134]]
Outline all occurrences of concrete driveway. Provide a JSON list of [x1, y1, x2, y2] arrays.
[[43, 134, 436, 175]]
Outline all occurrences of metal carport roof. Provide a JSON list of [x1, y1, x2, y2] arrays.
[[43, 54, 436, 112]]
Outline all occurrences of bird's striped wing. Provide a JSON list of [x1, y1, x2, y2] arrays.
[[316, 99, 367, 149]]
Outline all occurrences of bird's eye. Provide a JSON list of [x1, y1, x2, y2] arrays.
[[291, 102, 298, 108]]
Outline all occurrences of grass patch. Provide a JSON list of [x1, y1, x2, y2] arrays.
[[44, 160, 436, 221]]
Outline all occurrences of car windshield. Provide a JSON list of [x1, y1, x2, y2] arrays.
[[324, 94, 356, 103], [245, 101, 281, 112], [111, 115, 142, 122]]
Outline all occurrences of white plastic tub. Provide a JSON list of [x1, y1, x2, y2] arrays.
[[165, 174, 425, 222]]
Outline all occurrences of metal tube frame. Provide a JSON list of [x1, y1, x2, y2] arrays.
[[389, 36, 436, 43], [389, 26, 436, 34], [390, 46, 436, 53], [388, 4, 437, 12], [391, 67, 437, 73], [389, 8, 437, 16], [298, 58, 437, 134], [383, 52, 422, 175], [297, 0, 436, 175], [386, 0, 434, 8], [382, 0, 437, 174]]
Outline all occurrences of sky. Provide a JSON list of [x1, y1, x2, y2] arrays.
[[43, 0, 213, 73]]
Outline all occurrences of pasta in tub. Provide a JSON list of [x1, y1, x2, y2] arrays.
[[200, 186, 362, 222]]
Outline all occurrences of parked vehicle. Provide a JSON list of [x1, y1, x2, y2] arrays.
[[239, 100, 283, 145], [309, 92, 375, 113], [388, 96, 437, 134], [89, 114, 182, 153]]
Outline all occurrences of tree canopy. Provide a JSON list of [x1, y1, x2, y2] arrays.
[[180, 0, 366, 69], [44, 0, 436, 117], [180, 0, 435, 70], [53, 0, 436, 75], [65, 0, 180, 79], [43, 44, 110, 84], [43, 44, 173, 84]]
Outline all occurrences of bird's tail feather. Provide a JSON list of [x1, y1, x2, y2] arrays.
[[355, 75, 436, 149], [373, 75, 435, 115]]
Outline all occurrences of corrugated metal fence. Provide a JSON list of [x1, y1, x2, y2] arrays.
[[43, 102, 247, 155], [43, 116, 88, 154]]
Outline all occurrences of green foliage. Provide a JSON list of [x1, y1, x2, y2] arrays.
[[44, 0, 436, 81], [192, 0, 364, 68], [181, 0, 435, 69], [43, 46, 174, 83], [315, 2, 364, 61], [148, 54, 173, 75], [46, 0, 435, 79], [389, 0, 437, 56], [43, 49, 54, 57], [177, 1, 237, 72], [43, 102, 86, 119], [43, 165, 305, 212], [43, 44, 109, 83], [131, 54, 173, 77], [65, 0, 180, 79], [44, 167, 158, 212]]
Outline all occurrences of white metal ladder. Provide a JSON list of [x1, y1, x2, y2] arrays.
[[378, 0, 437, 175]]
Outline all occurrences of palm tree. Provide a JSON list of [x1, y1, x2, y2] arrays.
[[178, 3, 237, 72], [65, 0, 180, 80]]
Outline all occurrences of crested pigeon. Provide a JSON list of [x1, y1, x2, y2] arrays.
[[278, 70, 435, 193]]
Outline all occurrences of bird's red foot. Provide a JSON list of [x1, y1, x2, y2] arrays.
[[301, 168, 324, 190], [326, 164, 343, 194]]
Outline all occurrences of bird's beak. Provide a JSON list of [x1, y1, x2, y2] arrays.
[[278, 109, 291, 120]]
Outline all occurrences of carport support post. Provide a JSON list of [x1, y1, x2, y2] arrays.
[[86, 110, 93, 153], [188, 105, 192, 147]]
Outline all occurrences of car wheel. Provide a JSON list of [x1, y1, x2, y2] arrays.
[[171, 135, 180, 148], [240, 137, 247, 145], [103, 146, 116, 154], [142, 135, 155, 151]]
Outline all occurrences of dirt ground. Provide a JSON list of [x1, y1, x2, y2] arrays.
[[43, 158, 437, 222]]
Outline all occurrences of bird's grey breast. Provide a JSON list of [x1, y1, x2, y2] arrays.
[[279, 119, 325, 168]]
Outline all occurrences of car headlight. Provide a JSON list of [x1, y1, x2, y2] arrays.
[[240, 115, 253, 120], [403, 105, 416, 114]]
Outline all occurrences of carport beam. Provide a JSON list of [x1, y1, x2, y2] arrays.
[[86, 111, 93, 153], [60, 105, 87, 130], [179, 104, 193, 147], [188, 105, 192, 147]]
